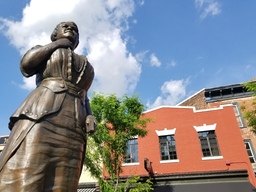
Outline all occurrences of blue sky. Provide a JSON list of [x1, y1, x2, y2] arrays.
[[1, 0, 256, 135]]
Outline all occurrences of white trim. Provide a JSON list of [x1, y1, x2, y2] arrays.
[[160, 159, 180, 164], [202, 156, 223, 160], [193, 123, 216, 132], [143, 104, 233, 114], [155, 128, 176, 136], [122, 162, 140, 166]]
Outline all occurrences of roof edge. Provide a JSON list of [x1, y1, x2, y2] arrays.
[[143, 103, 233, 114], [176, 88, 205, 106]]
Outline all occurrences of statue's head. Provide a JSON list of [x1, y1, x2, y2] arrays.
[[51, 21, 79, 49]]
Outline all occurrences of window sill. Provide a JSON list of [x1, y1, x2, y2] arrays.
[[160, 159, 179, 164], [202, 156, 223, 160], [122, 162, 140, 166]]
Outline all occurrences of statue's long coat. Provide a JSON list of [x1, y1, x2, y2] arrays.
[[0, 47, 94, 192]]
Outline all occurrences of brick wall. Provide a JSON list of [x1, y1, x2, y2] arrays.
[[179, 90, 208, 110], [178, 90, 256, 171], [120, 106, 255, 186]]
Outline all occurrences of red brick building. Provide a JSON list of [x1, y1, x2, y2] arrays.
[[120, 105, 255, 191], [178, 82, 256, 173]]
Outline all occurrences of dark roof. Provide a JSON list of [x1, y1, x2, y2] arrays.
[[153, 181, 255, 192], [204, 83, 254, 102]]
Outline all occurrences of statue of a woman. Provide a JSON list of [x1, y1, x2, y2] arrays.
[[0, 21, 95, 192]]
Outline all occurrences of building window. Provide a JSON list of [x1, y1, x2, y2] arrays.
[[232, 102, 246, 128], [156, 128, 178, 163], [198, 130, 220, 157], [124, 138, 138, 163], [159, 135, 177, 160], [244, 140, 256, 163]]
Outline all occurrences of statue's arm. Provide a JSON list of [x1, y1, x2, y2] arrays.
[[20, 38, 73, 77]]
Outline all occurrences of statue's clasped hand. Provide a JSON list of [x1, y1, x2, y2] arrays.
[[55, 38, 74, 50]]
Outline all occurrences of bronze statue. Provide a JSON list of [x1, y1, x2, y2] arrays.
[[0, 21, 95, 191]]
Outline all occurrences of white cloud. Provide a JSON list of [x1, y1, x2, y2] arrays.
[[195, 0, 205, 9], [169, 60, 177, 67], [20, 76, 36, 90], [139, 0, 145, 6], [150, 53, 161, 67], [87, 28, 141, 96], [0, 0, 140, 96], [195, 0, 221, 19], [246, 65, 251, 69], [135, 50, 149, 63], [147, 78, 190, 109]]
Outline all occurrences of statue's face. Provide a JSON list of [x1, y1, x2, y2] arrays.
[[56, 22, 79, 49]]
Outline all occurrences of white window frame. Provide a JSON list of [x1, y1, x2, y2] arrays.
[[194, 124, 223, 160], [156, 128, 179, 163], [232, 102, 246, 128], [122, 136, 139, 166], [244, 139, 256, 163]]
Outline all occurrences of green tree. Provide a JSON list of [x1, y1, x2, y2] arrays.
[[243, 81, 256, 133], [85, 93, 153, 191]]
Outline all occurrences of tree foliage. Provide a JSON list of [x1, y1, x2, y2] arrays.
[[119, 176, 153, 192], [243, 81, 256, 134], [84, 93, 153, 191]]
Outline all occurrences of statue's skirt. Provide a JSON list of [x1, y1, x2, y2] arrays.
[[0, 93, 86, 192]]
